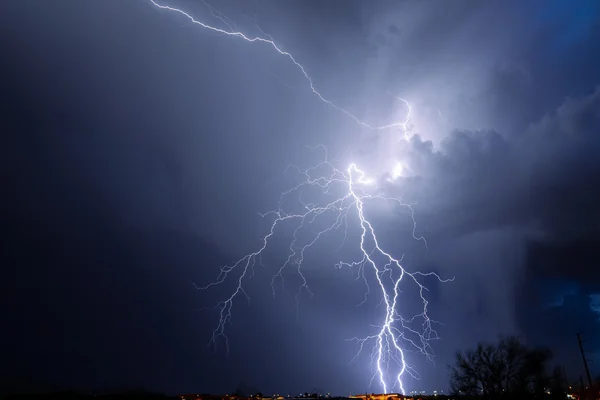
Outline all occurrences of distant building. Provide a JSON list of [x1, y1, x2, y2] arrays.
[[349, 393, 405, 400], [180, 395, 248, 400], [179, 394, 288, 400]]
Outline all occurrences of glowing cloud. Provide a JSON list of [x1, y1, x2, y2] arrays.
[[391, 162, 405, 180]]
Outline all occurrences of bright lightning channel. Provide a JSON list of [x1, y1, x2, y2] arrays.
[[149, 0, 453, 394]]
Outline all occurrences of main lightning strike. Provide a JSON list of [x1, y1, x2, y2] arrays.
[[196, 149, 451, 393], [148, 0, 413, 132], [149, 0, 452, 394]]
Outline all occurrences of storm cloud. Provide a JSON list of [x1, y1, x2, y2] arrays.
[[1, 0, 599, 395]]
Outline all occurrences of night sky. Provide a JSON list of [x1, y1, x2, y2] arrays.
[[2, 0, 600, 396]]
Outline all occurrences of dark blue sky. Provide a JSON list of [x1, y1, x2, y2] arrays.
[[1, 0, 599, 396]]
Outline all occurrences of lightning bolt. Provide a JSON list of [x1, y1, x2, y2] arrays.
[[195, 146, 452, 393], [148, 0, 412, 133], [149, 0, 452, 394]]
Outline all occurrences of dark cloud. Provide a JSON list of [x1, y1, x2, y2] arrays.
[[378, 87, 600, 243], [387, 25, 401, 36], [379, 87, 600, 380]]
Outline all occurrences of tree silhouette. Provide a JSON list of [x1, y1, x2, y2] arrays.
[[449, 336, 563, 399]]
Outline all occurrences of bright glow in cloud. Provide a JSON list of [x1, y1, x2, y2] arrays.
[[391, 162, 405, 180]]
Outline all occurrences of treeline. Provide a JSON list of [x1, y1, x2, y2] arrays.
[[449, 336, 597, 399]]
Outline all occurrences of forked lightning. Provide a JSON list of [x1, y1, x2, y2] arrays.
[[149, 0, 452, 393]]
